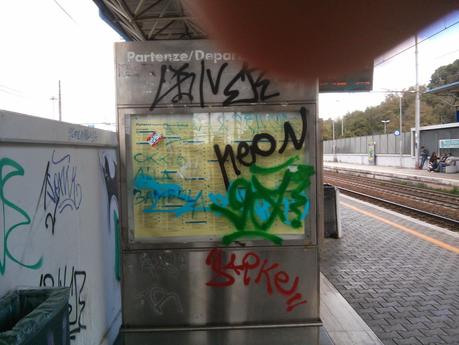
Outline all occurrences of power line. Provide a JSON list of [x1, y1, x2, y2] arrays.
[[53, 0, 77, 24], [374, 19, 459, 67]]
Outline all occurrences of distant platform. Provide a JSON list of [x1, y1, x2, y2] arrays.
[[324, 162, 459, 189]]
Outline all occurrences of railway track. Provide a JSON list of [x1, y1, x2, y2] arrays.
[[324, 170, 459, 232]]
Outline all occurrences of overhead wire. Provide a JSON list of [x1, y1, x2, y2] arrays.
[[374, 19, 459, 67]]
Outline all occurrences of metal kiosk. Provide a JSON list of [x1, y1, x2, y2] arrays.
[[115, 40, 322, 345]]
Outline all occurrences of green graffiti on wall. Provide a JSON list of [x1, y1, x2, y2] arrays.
[[0, 158, 43, 275], [209, 156, 315, 245]]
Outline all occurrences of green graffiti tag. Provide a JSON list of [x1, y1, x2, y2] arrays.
[[0, 158, 43, 275], [209, 156, 315, 245]]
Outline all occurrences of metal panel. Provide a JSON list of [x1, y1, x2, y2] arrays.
[[115, 40, 320, 343], [119, 326, 319, 345], [388, 134, 396, 153], [403, 132, 411, 154], [115, 41, 315, 108], [122, 246, 319, 327]]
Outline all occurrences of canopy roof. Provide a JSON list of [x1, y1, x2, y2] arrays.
[[93, 0, 205, 41], [426, 81, 459, 95]]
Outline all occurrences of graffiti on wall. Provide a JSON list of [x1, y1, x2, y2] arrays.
[[206, 248, 307, 312], [131, 107, 314, 243], [150, 61, 280, 111], [0, 158, 43, 275], [1, 146, 120, 343], [38, 151, 82, 235], [136, 253, 184, 315], [210, 156, 314, 245], [100, 151, 121, 281], [39, 266, 87, 339], [134, 168, 207, 217]]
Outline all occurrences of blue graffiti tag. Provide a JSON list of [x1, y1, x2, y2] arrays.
[[134, 169, 207, 216]]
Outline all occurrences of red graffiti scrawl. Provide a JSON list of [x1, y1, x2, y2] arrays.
[[146, 131, 164, 147], [205, 248, 307, 312]]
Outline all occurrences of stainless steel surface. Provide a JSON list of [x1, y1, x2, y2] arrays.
[[115, 41, 316, 107], [115, 40, 320, 345], [122, 246, 319, 326], [119, 325, 320, 345]]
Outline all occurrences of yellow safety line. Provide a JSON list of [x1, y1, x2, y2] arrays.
[[341, 201, 459, 255]]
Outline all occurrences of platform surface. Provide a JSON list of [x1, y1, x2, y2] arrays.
[[324, 162, 459, 188], [321, 194, 459, 345]]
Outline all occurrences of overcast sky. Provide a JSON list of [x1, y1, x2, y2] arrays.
[[0, 1, 458, 125]]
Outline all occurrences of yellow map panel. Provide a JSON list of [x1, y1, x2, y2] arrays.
[[130, 111, 312, 240]]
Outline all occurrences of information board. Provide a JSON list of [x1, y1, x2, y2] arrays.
[[128, 108, 314, 244]]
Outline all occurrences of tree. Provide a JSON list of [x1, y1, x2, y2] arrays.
[[428, 59, 459, 89], [321, 59, 458, 140]]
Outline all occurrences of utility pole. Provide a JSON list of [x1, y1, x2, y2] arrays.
[[58, 80, 62, 122], [399, 94, 403, 168], [415, 34, 421, 168], [332, 120, 336, 161], [341, 117, 344, 137]]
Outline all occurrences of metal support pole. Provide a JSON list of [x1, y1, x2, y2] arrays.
[[399, 94, 403, 168], [58, 80, 62, 122], [341, 117, 344, 137], [332, 120, 336, 161], [415, 34, 421, 168]]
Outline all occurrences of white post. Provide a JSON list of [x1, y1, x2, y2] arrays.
[[415, 34, 421, 168], [58, 80, 62, 122], [332, 120, 336, 161], [399, 94, 403, 168]]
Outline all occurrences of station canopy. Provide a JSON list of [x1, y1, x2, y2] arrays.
[[93, 0, 373, 92], [93, 0, 205, 41], [426, 81, 459, 96]]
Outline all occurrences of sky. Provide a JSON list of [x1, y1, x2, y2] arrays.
[[0, 2, 458, 126], [320, 10, 459, 119]]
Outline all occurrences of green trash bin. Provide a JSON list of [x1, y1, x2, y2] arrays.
[[0, 288, 70, 345]]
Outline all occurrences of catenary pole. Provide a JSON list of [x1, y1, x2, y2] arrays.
[[400, 94, 403, 168], [58, 80, 62, 122], [415, 35, 420, 168]]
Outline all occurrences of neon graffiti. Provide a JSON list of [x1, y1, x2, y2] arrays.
[[209, 156, 314, 245], [0, 158, 43, 275], [206, 248, 307, 312], [134, 169, 207, 216], [214, 107, 307, 189]]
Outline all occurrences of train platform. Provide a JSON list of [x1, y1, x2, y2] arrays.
[[320, 194, 459, 345], [323, 162, 459, 189]]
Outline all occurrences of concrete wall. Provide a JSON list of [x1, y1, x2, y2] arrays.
[[323, 153, 416, 168], [0, 110, 121, 345]]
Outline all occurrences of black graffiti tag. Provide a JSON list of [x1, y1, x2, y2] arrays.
[[150, 61, 280, 110], [39, 266, 87, 340], [214, 107, 307, 189]]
